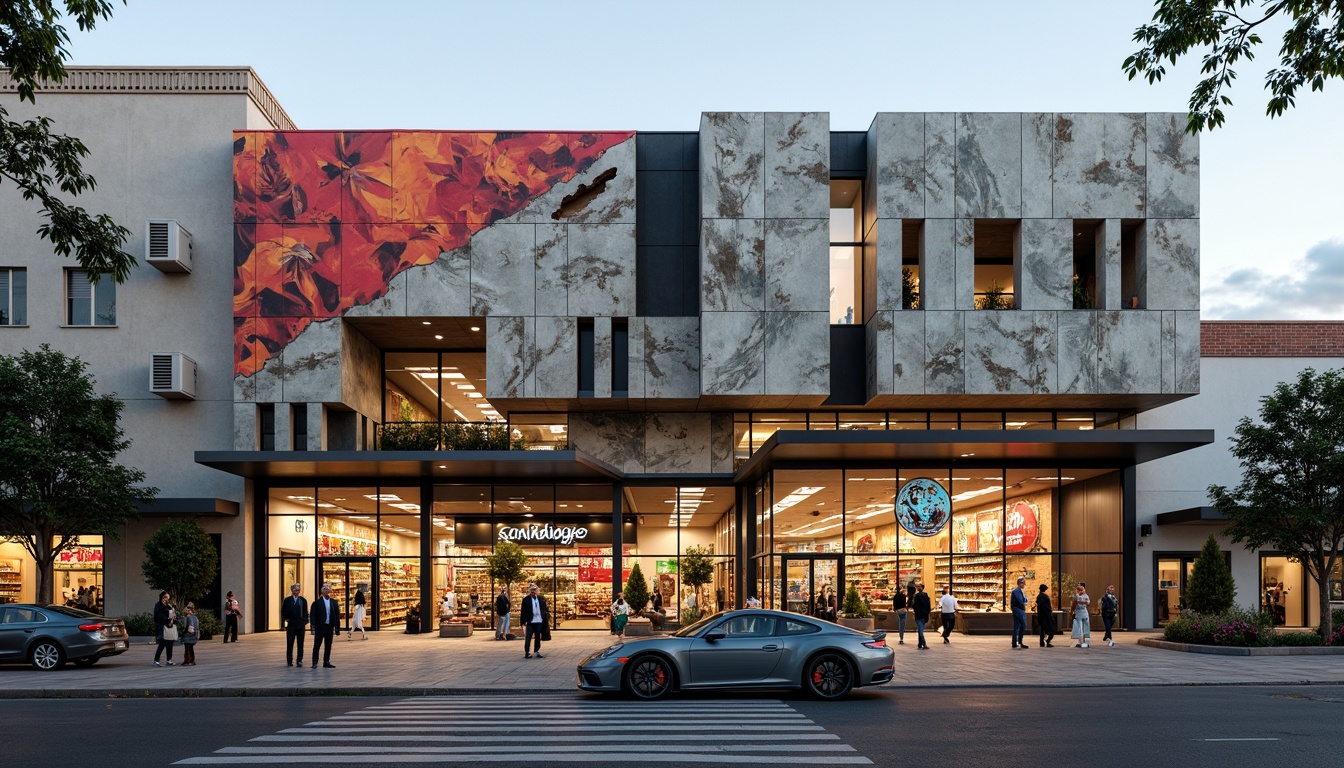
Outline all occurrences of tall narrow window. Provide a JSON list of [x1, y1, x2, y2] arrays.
[[902, 221, 922, 309], [259, 404, 276, 451], [65, 270, 116, 326], [973, 220, 1017, 310], [612, 319, 629, 397], [0, 268, 26, 325], [829, 180, 863, 324], [292, 404, 308, 452], [1072, 220, 1101, 309], [578, 318, 595, 396], [1121, 220, 1143, 308]]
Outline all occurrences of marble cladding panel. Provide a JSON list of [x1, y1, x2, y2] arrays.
[[866, 311, 893, 398], [340, 320, 382, 418], [626, 317, 646, 399], [702, 217, 765, 312], [764, 311, 830, 396], [344, 269, 407, 318], [710, 413, 735, 473], [925, 113, 956, 218], [403, 246, 471, 317], [1146, 113, 1199, 219], [306, 403, 325, 450], [701, 112, 765, 219], [921, 219, 956, 311], [955, 112, 1022, 219], [954, 218, 976, 311], [764, 218, 828, 312], [1032, 311, 1059, 394], [700, 311, 766, 396], [534, 316, 577, 399], [645, 413, 712, 474], [891, 310, 928, 395], [1097, 219, 1123, 310], [1052, 113, 1147, 219], [569, 413, 646, 474], [965, 312, 1041, 394], [232, 402, 258, 451], [764, 112, 830, 219], [873, 219, 903, 312], [594, 316, 613, 398], [485, 316, 535, 399], [273, 406, 292, 451], [644, 317, 701, 399], [253, 350, 283, 402], [513, 136, 637, 225], [567, 223, 637, 316], [924, 311, 965, 394], [1021, 113, 1055, 218], [1057, 311, 1099, 394], [863, 117, 879, 238], [535, 222, 568, 316], [1017, 219, 1072, 310], [1097, 310, 1163, 394], [469, 223, 536, 316], [1175, 310, 1201, 393], [872, 113, 927, 219], [279, 318, 343, 404], [1160, 311, 1177, 395], [234, 369, 255, 403], [1143, 219, 1200, 310]]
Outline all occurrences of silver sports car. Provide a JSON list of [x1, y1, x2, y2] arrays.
[[577, 609, 895, 700]]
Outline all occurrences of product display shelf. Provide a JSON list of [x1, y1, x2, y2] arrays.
[[575, 582, 610, 617], [452, 568, 491, 616], [378, 561, 420, 627], [0, 560, 20, 603], [848, 556, 898, 603], [935, 555, 1005, 612]]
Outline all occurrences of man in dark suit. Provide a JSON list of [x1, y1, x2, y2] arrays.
[[911, 583, 932, 650], [281, 583, 308, 668], [310, 583, 341, 668], [519, 583, 549, 659]]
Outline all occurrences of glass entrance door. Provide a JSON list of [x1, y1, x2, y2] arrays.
[[320, 559, 377, 630], [781, 556, 842, 621]]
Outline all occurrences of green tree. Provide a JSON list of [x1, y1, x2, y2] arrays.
[[1124, 1, 1344, 133], [841, 582, 871, 618], [486, 539, 529, 591], [622, 562, 651, 615], [901, 266, 920, 310], [2, 1, 135, 281], [141, 519, 218, 612], [1186, 533, 1237, 614], [1209, 367, 1344, 637], [0, 345, 154, 603], [680, 545, 714, 621]]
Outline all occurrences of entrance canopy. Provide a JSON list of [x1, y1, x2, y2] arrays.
[[196, 449, 621, 482]]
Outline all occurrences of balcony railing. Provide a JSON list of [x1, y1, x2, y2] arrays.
[[374, 421, 527, 451]]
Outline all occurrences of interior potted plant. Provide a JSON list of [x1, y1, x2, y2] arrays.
[[839, 583, 874, 632]]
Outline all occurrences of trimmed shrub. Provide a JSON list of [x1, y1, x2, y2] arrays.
[[1276, 631, 1325, 647], [194, 608, 223, 640], [1163, 605, 1273, 646], [1186, 534, 1236, 614], [1211, 620, 1258, 646], [1328, 625, 1344, 647], [122, 612, 157, 637]]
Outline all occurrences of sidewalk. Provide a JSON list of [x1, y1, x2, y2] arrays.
[[2, 628, 1343, 698]]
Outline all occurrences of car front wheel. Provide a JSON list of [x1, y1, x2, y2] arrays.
[[30, 641, 65, 671], [624, 655, 674, 700], [803, 652, 854, 700]]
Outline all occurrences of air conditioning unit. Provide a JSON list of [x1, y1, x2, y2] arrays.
[[145, 219, 193, 273], [150, 352, 197, 400]]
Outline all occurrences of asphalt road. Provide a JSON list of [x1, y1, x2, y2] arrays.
[[3, 686, 1340, 766]]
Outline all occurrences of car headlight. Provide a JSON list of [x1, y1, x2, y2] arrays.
[[593, 643, 624, 660]]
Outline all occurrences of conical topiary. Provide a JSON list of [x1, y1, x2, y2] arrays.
[[1187, 534, 1236, 614], [623, 562, 651, 615]]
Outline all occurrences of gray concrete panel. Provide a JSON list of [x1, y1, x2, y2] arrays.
[[925, 113, 956, 218], [1097, 219, 1122, 310], [710, 413, 735, 474], [764, 311, 830, 396], [872, 113, 926, 219], [1058, 311, 1100, 394], [646, 413, 712, 474], [1146, 113, 1199, 219], [920, 219, 956, 310], [534, 316, 577, 399], [485, 316, 535, 398], [306, 402, 325, 450], [700, 311, 766, 396], [701, 217, 765, 312], [280, 317, 343, 404], [1097, 310, 1163, 393], [701, 112, 765, 219], [1032, 310, 1059, 394], [764, 218, 828, 311], [535, 222, 568, 317], [764, 112, 829, 219], [626, 316, 646, 399], [1143, 219, 1200, 310], [594, 316, 613, 398], [1161, 311, 1177, 395], [965, 311, 1040, 394], [954, 218, 977, 311], [873, 218, 903, 312], [891, 309, 928, 395], [1017, 218, 1072, 310], [403, 246, 471, 317], [644, 316, 700, 399], [867, 311, 894, 398], [513, 135, 637, 225], [567, 223, 636, 316], [1175, 310, 1201, 393], [469, 223, 536, 316], [1022, 113, 1055, 218], [569, 412, 646, 474], [232, 402, 258, 451], [1052, 113, 1147, 219], [924, 310, 965, 394], [955, 112, 1022, 219]]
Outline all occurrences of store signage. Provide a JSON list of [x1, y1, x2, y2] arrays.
[[578, 548, 631, 584], [54, 546, 103, 570], [498, 523, 589, 546], [1005, 501, 1040, 553], [895, 478, 950, 537]]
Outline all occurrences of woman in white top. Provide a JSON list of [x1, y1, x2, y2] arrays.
[[610, 592, 630, 638], [1070, 583, 1092, 648], [348, 584, 367, 640]]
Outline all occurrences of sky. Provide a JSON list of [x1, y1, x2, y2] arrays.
[[64, 0, 1344, 320]]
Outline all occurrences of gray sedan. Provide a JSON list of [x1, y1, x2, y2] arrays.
[[0, 604, 130, 670], [578, 609, 895, 700]]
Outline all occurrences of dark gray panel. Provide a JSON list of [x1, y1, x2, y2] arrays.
[[826, 324, 867, 405], [830, 131, 867, 177], [636, 171, 684, 246], [637, 246, 688, 317], [680, 245, 700, 316], [679, 170, 700, 246], [636, 132, 695, 171]]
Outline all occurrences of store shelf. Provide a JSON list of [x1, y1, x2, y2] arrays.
[[935, 555, 1006, 612], [378, 560, 420, 628], [0, 559, 21, 603]]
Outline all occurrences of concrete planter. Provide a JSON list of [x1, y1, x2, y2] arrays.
[[839, 617, 874, 633], [438, 622, 472, 637]]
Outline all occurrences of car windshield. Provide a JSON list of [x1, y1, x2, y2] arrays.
[[44, 605, 101, 619], [672, 612, 723, 637]]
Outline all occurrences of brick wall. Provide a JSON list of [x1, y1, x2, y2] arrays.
[[1201, 321, 1344, 357]]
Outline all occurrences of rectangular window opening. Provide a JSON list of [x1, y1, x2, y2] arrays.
[[65, 270, 116, 326], [578, 318, 595, 396], [1073, 220, 1101, 309], [902, 221, 922, 310], [260, 404, 276, 451], [974, 220, 1017, 310], [292, 404, 308, 452], [1121, 220, 1143, 309], [829, 180, 862, 324], [612, 319, 629, 397], [0, 267, 27, 325]]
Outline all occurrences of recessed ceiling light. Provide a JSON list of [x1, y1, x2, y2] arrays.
[[434, 334, 443, 340], [470, 326, 481, 332], [421, 321, 431, 326]]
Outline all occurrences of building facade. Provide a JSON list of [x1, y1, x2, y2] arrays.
[[12, 68, 1330, 636]]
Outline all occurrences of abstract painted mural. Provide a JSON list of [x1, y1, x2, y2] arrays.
[[232, 130, 633, 377]]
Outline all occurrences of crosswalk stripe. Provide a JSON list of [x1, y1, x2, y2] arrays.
[[177, 755, 872, 765], [252, 733, 841, 742], [216, 745, 857, 754], [279, 724, 822, 734], [307, 720, 813, 729]]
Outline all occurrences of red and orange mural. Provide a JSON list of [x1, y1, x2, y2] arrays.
[[233, 130, 633, 377]]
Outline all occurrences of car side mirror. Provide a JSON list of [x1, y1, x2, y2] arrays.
[[703, 628, 727, 643]]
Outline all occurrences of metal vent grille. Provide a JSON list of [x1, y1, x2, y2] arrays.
[[148, 221, 170, 260], [151, 353, 175, 390]]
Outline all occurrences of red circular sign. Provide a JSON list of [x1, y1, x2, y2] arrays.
[[1005, 501, 1039, 553]]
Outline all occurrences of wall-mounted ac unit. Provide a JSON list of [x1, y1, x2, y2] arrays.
[[145, 219, 193, 273], [150, 352, 197, 400]]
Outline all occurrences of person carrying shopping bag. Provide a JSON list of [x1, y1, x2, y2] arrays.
[[1070, 583, 1092, 648]]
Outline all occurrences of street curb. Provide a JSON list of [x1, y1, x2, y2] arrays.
[[1138, 638, 1344, 656]]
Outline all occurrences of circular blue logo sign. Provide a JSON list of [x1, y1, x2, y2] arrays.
[[895, 478, 950, 537]]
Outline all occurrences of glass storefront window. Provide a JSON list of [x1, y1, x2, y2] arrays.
[[960, 412, 1003, 430], [509, 413, 569, 450], [1006, 412, 1053, 430], [839, 413, 886, 430], [889, 412, 928, 430]]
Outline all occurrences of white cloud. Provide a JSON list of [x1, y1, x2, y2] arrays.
[[1204, 239, 1344, 320]]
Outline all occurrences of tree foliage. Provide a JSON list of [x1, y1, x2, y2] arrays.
[[141, 518, 217, 611], [622, 561, 651, 614], [1186, 534, 1237, 614], [1124, 0, 1344, 133], [1209, 367, 1344, 637], [841, 582, 871, 618], [1, 0, 134, 281], [680, 545, 714, 620], [0, 344, 154, 603], [486, 539, 529, 590]]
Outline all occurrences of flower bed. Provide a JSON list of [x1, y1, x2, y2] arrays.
[[1163, 606, 1344, 648]]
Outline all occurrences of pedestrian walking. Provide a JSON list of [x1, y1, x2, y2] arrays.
[[281, 583, 308, 668], [222, 591, 240, 643], [348, 584, 367, 640], [495, 586, 511, 640], [153, 591, 176, 667], [911, 583, 932, 649], [182, 603, 199, 665], [745, 594, 762, 609], [1010, 577, 1030, 649], [1036, 584, 1056, 647], [310, 583, 341, 668], [1071, 582, 1092, 648], [520, 583, 550, 658], [1101, 584, 1118, 647], [938, 587, 959, 643], [892, 587, 908, 645], [611, 592, 630, 638]]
